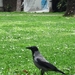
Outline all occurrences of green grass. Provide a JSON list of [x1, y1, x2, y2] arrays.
[[0, 12, 75, 75]]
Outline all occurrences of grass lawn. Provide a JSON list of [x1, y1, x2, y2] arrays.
[[0, 12, 75, 75]]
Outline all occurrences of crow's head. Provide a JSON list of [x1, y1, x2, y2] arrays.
[[26, 46, 39, 54]]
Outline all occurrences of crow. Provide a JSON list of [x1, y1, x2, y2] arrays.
[[26, 46, 65, 75]]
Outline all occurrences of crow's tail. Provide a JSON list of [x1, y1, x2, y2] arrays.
[[57, 69, 65, 75]]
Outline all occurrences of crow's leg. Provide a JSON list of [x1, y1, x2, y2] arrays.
[[41, 70, 45, 75]]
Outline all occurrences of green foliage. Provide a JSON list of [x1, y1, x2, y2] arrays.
[[57, 0, 67, 11], [0, 12, 75, 75], [6, 4, 12, 12]]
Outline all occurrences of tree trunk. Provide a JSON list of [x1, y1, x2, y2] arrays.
[[16, 0, 21, 11], [64, 0, 75, 16], [52, 0, 60, 12]]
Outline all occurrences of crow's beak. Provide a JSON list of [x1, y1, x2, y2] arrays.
[[26, 47, 31, 49]]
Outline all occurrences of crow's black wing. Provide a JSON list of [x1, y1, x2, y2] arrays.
[[37, 58, 58, 71], [37, 58, 65, 74]]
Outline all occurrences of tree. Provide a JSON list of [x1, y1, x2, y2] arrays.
[[16, 0, 21, 11], [64, 0, 75, 16]]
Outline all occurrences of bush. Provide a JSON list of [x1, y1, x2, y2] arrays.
[[57, 0, 67, 12]]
